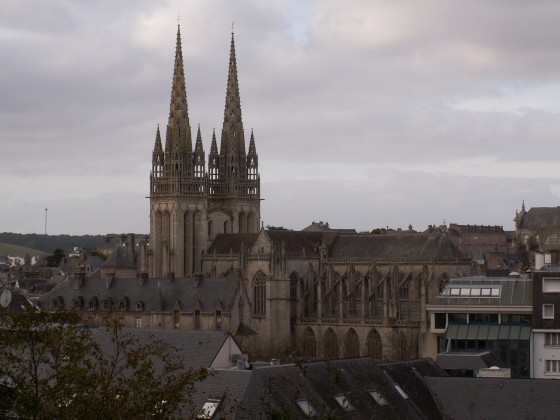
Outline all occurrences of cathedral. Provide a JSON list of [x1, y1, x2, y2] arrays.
[[148, 26, 260, 279], [42, 26, 474, 362]]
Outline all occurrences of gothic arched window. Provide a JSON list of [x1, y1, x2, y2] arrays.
[[324, 328, 339, 359], [344, 328, 360, 358], [303, 327, 317, 359], [253, 272, 266, 316], [367, 329, 383, 360]]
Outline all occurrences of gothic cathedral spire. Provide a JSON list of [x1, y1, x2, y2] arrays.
[[166, 25, 192, 154], [149, 25, 260, 278]]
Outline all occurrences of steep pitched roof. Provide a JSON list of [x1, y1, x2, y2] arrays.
[[207, 233, 258, 254], [40, 276, 241, 313], [92, 329, 234, 369], [426, 377, 560, 420], [225, 357, 446, 419], [520, 206, 560, 228], [264, 231, 324, 253], [329, 234, 463, 259]]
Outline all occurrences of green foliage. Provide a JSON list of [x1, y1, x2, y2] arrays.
[[265, 225, 290, 231], [371, 228, 388, 235], [0, 233, 108, 254], [45, 248, 65, 267], [0, 310, 207, 419]]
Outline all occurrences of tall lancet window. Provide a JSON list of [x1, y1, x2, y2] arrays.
[[253, 272, 266, 316]]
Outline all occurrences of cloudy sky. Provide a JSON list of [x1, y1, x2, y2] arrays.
[[2, 0, 560, 235]]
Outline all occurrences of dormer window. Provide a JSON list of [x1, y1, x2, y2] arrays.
[[118, 298, 129, 311], [103, 300, 111, 311], [88, 297, 98, 311], [136, 301, 144, 311]]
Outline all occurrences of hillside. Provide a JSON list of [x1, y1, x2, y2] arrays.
[[0, 243, 48, 257], [0, 233, 111, 254]]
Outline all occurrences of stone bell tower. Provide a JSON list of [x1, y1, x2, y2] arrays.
[[148, 26, 260, 278]]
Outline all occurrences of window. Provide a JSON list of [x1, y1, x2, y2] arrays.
[[546, 360, 560, 373], [434, 313, 447, 329], [253, 273, 266, 316], [194, 310, 201, 330], [215, 310, 222, 330], [543, 304, 555, 319], [335, 395, 354, 412], [545, 333, 560, 346], [296, 400, 316, 417], [135, 317, 142, 328], [543, 278, 560, 293], [103, 300, 111, 310], [88, 300, 97, 310], [394, 385, 409, 400], [136, 301, 144, 311], [369, 390, 389, 407], [197, 400, 220, 419]]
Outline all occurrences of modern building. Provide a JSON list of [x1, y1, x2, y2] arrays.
[[531, 266, 560, 379], [425, 275, 532, 378]]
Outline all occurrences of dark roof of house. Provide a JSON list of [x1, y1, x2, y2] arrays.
[[378, 358, 448, 420], [520, 207, 560, 229], [426, 377, 560, 420], [198, 357, 447, 419], [448, 224, 505, 235], [40, 276, 241, 313], [302, 221, 357, 234], [103, 245, 134, 268], [265, 231, 325, 253], [436, 351, 506, 370], [429, 276, 533, 307], [329, 234, 464, 259], [92, 329, 235, 369], [0, 291, 34, 313], [207, 234, 259, 254]]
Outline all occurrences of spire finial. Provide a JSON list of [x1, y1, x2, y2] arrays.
[[178, 13, 180, 26], [232, 21, 234, 34]]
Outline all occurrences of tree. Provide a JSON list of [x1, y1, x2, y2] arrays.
[[0, 310, 207, 419], [45, 248, 65, 267]]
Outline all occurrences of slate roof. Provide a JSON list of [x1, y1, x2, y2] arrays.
[[378, 358, 448, 420], [92, 328, 235, 369], [448, 224, 505, 235], [426, 377, 560, 420], [207, 233, 258, 254], [329, 234, 464, 259], [103, 245, 134, 268], [199, 357, 447, 419], [265, 231, 325, 253], [0, 291, 34, 313], [40, 275, 241, 313], [436, 351, 506, 370], [429, 276, 533, 307], [519, 206, 560, 228]]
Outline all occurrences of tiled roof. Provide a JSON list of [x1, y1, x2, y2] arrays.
[[207, 233, 258, 254], [426, 377, 560, 420], [228, 357, 446, 419], [329, 234, 464, 259], [436, 351, 506, 370], [520, 207, 560, 228], [265, 231, 325, 253], [40, 276, 240, 313], [429, 276, 533, 307], [92, 328, 234, 369]]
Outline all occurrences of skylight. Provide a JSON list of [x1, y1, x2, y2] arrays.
[[197, 400, 220, 419], [335, 395, 354, 412], [394, 385, 409, 400], [296, 399, 316, 417], [369, 390, 389, 407]]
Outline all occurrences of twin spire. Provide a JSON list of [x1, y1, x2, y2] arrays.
[[151, 24, 259, 199]]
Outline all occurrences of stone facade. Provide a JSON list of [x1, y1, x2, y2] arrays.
[[42, 25, 474, 363], [148, 27, 260, 279]]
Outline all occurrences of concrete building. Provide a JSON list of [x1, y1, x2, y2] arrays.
[[425, 275, 532, 378]]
